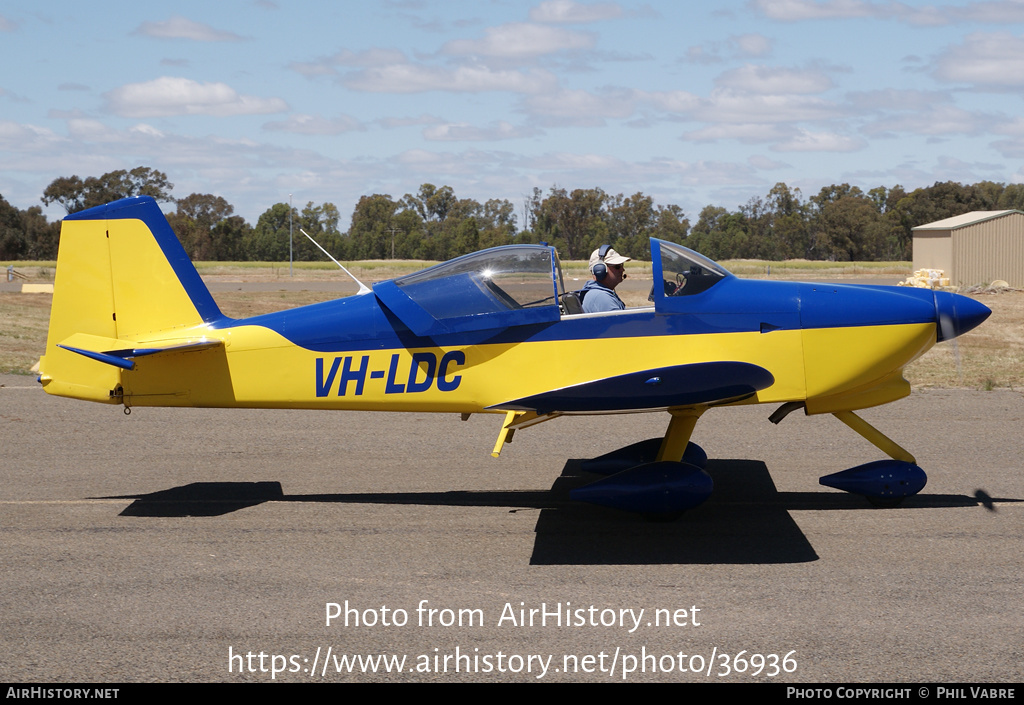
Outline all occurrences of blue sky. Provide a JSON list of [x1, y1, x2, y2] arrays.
[[2, 0, 1023, 228]]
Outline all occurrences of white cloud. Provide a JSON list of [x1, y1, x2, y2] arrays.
[[933, 32, 1024, 88], [748, 154, 790, 169], [342, 64, 557, 93], [733, 34, 773, 57], [519, 152, 626, 171], [289, 49, 407, 78], [376, 114, 445, 129], [715, 65, 833, 94], [0, 121, 64, 151], [0, 14, 17, 32], [133, 15, 244, 42], [393, 149, 502, 177], [129, 124, 165, 138], [961, 1, 1024, 23], [686, 33, 774, 64], [529, 0, 624, 23], [522, 88, 637, 126], [66, 119, 118, 140], [442, 23, 595, 58], [103, 77, 288, 118], [423, 121, 541, 141], [648, 89, 842, 123], [986, 117, 1024, 158], [991, 137, 1024, 158], [845, 88, 952, 110], [750, 0, 875, 21], [751, 0, 1024, 25], [993, 117, 1024, 136], [645, 90, 702, 113], [771, 130, 866, 152], [263, 114, 365, 135], [684, 123, 795, 143], [860, 105, 995, 137], [511, 153, 760, 189]]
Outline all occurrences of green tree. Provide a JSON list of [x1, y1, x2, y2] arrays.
[[812, 193, 879, 261], [297, 201, 344, 261], [686, 205, 729, 259], [401, 184, 458, 224], [347, 194, 404, 260], [653, 204, 689, 248], [167, 193, 236, 260], [397, 185, 492, 260], [477, 198, 517, 250], [209, 216, 252, 262], [21, 206, 60, 260], [41, 167, 174, 214], [532, 187, 608, 259], [996, 183, 1024, 210], [0, 194, 26, 259], [608, 192, 656, 259], [245, 203, 296, 261]]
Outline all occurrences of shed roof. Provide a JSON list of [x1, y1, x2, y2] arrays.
[[912, 210, 1024, 231]]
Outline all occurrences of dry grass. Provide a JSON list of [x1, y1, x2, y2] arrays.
[[0, 293, 54, 374], [196, 260, 432, 283], [904, 289, 1024, 390], [212, 290, 345, 319], [5, 261, 431, 284], [724, 259, 911, 278]]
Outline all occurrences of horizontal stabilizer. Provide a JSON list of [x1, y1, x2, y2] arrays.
[[57, 333, 223, 371], [489, 361, 774, 413]]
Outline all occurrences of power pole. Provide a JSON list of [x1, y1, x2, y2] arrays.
[[387, 227, 400, 259]]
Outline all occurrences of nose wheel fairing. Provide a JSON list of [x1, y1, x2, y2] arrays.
[[820, 460, 927, 504]]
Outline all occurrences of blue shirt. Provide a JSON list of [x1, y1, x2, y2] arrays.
[[581, 280, 625, 313]]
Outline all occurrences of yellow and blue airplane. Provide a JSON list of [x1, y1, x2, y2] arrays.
[[39, 196, 990, 516]]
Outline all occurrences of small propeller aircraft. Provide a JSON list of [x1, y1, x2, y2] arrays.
[[39, 196, 990, 517]]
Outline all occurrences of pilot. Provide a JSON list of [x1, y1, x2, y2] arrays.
[[581, 245, 630, 313]]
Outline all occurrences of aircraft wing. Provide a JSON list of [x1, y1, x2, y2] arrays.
[[487, 361, 775, 414]]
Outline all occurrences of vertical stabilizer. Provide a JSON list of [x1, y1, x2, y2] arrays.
[[39, 197, 224, 403]]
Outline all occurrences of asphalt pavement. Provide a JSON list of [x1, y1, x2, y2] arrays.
[[1, 375, 1021, 683]]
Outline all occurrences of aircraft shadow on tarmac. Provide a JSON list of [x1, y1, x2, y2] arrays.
[[97, 459, 1015, 566]]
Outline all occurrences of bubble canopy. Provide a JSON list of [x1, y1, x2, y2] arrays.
[[371, 239, 734, 335], [372, 245, 565, 335]]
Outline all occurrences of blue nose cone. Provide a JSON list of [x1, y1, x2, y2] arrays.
[[934, 292, 991, 342]]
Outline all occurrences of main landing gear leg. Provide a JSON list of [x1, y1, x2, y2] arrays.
[[820, 410, 927, 506], [656, 407, 705, 462], [571, 406, 714, 518]]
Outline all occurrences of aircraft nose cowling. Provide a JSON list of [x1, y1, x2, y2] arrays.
[[934, 291, 991, 342], [799, 283, 937, 330]]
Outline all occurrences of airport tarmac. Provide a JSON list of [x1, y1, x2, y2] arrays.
[[1, 375, 1021, 683]]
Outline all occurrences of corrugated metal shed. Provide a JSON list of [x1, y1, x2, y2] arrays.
[[911, 210, 1024, 287]]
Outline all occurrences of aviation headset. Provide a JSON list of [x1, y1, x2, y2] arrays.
[[592, 244, 613, 281]]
